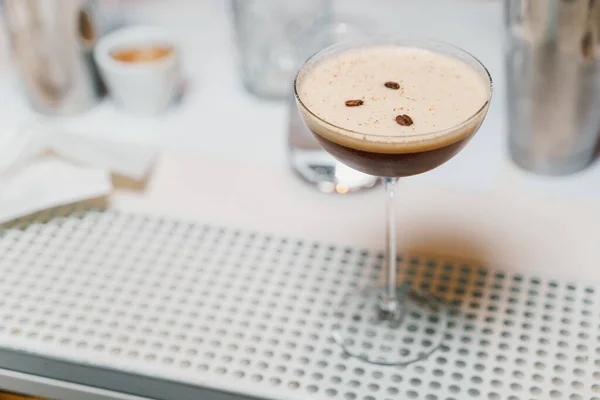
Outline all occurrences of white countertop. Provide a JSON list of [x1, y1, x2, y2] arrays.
[[1, 0, 599, 284]]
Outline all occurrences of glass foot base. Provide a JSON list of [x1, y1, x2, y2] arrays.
[[331, 287, 449, 366]]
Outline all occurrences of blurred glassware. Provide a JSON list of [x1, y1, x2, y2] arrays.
[[287, 18, 379, 193], [3, 0, 104, 115], [505, 0, 600, 175], [230, 0, 331, 100], [89, 0, 125, 33]]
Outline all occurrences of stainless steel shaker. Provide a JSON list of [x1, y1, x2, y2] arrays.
[[505, 0, 600, 175], [3, 0, 104, 115]]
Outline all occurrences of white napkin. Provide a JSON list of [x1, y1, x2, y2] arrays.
[[0, 120, 157, 225]]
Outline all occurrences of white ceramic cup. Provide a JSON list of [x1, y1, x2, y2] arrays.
[[94, 26, 181, 115]]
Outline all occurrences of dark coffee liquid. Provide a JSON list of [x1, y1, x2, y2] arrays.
[[313, 133, 473, 177]]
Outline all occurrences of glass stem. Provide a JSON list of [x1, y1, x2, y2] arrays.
[[380, 177, 400, 317]]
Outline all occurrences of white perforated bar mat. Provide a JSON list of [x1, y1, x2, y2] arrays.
[[0, 210, 598, 400]]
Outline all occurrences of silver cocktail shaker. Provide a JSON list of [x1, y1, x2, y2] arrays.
[[505, 0, 600, 175], [3, 0, 104, 115]]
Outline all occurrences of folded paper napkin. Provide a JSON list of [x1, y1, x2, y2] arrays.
[[0, 120, 157, 225]]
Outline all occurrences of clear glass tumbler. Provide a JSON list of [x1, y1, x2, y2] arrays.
[[287, 18, 379, 193], [230, 0, 331, 99]]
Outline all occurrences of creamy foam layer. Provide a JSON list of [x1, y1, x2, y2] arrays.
[[296, 45, 490, 153]]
